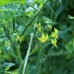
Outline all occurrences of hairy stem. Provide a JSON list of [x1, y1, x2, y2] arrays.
[[22, 33, 34, 74]]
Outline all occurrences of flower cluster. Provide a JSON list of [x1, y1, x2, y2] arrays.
[[38, 27, 58, 47]]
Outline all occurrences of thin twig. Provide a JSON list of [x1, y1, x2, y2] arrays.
[[22, 33, 34, 74]]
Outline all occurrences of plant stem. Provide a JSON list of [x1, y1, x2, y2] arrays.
[[22, 33, 34, 74]]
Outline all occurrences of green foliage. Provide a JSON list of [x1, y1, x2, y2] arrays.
[[0, 0, 74, 74], [0, 0, 25, 6]]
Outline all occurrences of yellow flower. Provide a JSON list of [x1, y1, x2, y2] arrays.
[[16, 35, 24, 43], [51, 39, 57, 47], [54, 28, 58, 34], [51, 28, 58, 39], [38, 33, 48, 43]]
